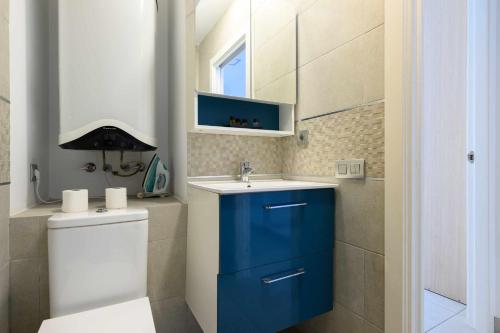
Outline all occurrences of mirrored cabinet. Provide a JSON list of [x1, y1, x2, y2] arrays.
[[190, 0, 298, 137]]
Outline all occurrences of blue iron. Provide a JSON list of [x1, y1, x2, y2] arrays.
[[138, 154, 170, 198]]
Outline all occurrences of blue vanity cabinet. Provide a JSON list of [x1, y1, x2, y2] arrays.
[[217, 189, 335, 333], [218, 251, 333, 333], [219, 189, 334, 274]]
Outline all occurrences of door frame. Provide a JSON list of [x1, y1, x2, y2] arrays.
[[385, 0, 497, 332]]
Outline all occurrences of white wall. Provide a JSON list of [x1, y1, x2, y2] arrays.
[[10, 0, 50, 215], [167, 0, 189, 202]]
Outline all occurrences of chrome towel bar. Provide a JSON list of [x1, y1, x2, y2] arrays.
[[264, 203, 307, 210]]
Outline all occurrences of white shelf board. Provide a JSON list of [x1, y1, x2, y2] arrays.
[[190, 125, 294, 137]]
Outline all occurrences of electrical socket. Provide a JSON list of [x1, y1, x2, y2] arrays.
[[30, 164, 39, 182], [297, 130, 309, 146]]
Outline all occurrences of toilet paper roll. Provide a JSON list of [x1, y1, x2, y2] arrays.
[[62, 189, 89, 213], [105, 187, 128, 209]]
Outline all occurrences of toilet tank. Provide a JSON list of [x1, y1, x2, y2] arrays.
[[47, 209, 149, 317], [58, 0, 157, 151]]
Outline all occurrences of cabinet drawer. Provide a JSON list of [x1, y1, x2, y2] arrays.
[[219, 189, 334, 274], [217, 251, 333, 333]]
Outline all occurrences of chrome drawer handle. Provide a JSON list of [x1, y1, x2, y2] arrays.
[[264, 202, 307, 210], [262, 268, 306, 284]]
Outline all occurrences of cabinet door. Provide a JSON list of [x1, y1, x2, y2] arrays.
[[219, 189, 334, 274], [218, 251, 333, 333]]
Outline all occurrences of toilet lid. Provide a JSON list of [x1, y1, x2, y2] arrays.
[[38, 297, 156, 333]]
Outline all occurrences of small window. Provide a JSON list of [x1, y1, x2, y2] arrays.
[[211, 35, 248, 98], [219, 44, 246, 97]]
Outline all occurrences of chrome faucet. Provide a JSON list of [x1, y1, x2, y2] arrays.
[[240, 161, 254, 183]]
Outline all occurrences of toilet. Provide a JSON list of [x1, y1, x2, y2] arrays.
[[38, 208, 156, 333]]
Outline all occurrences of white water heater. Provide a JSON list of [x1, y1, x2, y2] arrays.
[[58, 0, 158, 151]]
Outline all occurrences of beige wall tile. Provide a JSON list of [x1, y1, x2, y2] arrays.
[[0, 185, 9, 267], [254, 20, 296, 91], [297, 40, 362, 119], [298, 0, 384, 66], [297, 303, 365, 333], [334, 241, 364, 315], [10, 259, 41, 333], [364, 251, 384, 330], [39, 259, 50, 322], [148, 203, 188, 242], [254, 70, 297, 105], [335, 179, 385, 254], [0, 17, 9, 100], [364, 321, 384, 333], [359, 25, 385, 104], [39, 216, 49, 258], [0, 100, 9, 183], [282, 103, 385, 178], [0, 0, 8, 22], [297, 27, 384, 120], [10, 217, 40, 260], [290, 0, 319, 14], [188, 133, 283, 176], [147, 237, 187, 301], [150, 297, 202, 333], [253, 0, 296, 49], [0, 263, 8, 333]]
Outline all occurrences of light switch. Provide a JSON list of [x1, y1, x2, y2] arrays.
[[338, 163, 348, 175], [351, 164, 360, 175], [335, 159, 365, 179]]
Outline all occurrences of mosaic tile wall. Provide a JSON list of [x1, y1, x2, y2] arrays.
[[283, 102, 385, 178], [188, 133, 283, 176]]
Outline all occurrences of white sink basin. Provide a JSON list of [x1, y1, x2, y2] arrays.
[[188, 179, 338, 194]]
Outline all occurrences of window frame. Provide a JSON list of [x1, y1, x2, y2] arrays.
[[210, 32, 251, 98]]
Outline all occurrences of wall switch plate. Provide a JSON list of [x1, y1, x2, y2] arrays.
[[335, 159, 364, 179]]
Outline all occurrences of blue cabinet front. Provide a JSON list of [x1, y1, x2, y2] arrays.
[[219, 189, 334, 274], [217, 251, 333, 333]]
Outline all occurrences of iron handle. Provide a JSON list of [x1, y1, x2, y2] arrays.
[[264, 202, 307, 210], [262, 268, 306, 284]]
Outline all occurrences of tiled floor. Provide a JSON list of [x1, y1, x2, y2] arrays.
[[424, 290, 466, 332]]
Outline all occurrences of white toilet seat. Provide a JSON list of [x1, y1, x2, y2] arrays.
[[38, 297, 156, 333]]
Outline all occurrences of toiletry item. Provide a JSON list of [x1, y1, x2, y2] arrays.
[[241, 119, 248, 128], [62, 189, 89, 213], [234, 118, 241, 127], [105, 187, 128, 209], [229, 116, 236, 127], [252, 118, 261, 129]]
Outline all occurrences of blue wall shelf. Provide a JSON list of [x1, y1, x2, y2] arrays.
[[191, 91, 294, 137]]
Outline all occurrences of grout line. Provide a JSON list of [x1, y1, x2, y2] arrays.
[[298, 23, 385, 69], [254, 69, 296, 94], [299, 99, 385, 122], [335, 239, 384, 257]]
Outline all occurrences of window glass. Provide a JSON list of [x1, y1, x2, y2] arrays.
[[220, 44, 246, 97]]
